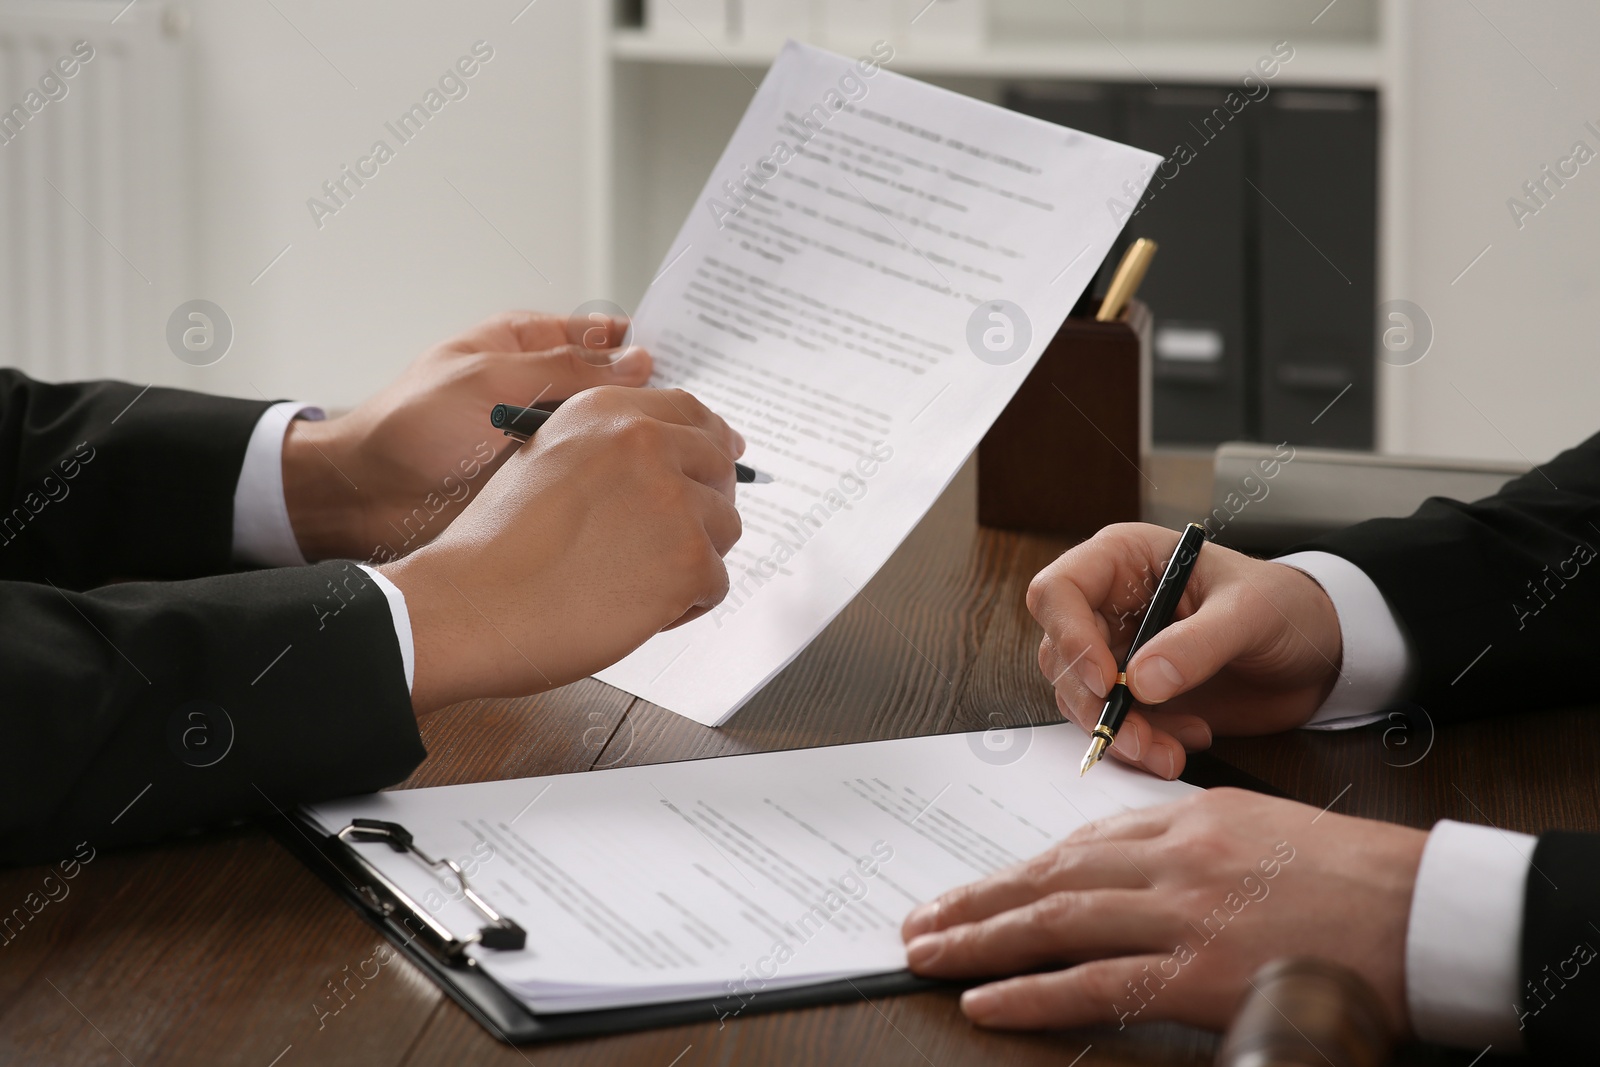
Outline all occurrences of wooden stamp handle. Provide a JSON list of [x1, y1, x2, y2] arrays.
[[1215, 957, 1395, 1067]]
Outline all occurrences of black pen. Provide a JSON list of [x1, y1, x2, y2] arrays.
[[1080, 522, 1208, 776], [490, 403, 773, 484]]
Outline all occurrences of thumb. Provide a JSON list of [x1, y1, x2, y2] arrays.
[[512, 343, 652, 400], [1124, 597, 1259, 704]]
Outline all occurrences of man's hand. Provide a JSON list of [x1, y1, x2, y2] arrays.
[[381, 386, 743, 713], [1030, 523, 1345, 779], [900, 788, 1426, 1035], [281, 310, 650, 563]]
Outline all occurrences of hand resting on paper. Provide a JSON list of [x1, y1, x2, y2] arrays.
[[901, 787, 1425, 1035], [383, 386, 746, 713], [1028, 523, 1345, 779]]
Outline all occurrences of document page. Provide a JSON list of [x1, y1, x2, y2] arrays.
[[594, 42, 1160, 725], [306, 725, 1194, 1014]]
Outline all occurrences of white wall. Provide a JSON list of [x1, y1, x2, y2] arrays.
[[185, 0, 601, 408], [1382, 0, 1600, 461]]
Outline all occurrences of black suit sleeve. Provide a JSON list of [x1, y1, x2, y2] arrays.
[[0, 369, 274, 588], [0, 371, 425, 866], [0, 560, 425, 866], [1302, 431, 1600, 723], [1518, 833, 1600, 1056], [1303, 440, 1600, 1051]]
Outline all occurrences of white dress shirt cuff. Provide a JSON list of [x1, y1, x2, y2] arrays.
[[1274, 550, 1410, 730], [232, 402, 324, 567], [1407, 819, 1533, 1049], [359, 565, 415, 693]]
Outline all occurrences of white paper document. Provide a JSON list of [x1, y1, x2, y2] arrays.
[[305, 725, 1194, 1014], [596, 42, 1160, 725]]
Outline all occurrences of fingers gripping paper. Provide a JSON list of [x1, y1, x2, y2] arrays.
[[596, 42, 1160, 725]]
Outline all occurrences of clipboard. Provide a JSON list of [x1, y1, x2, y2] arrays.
[[271, 727, 1279, 1047], [274, 810, 945, 1045]]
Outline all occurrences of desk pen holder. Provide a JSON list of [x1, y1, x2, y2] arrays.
[[977, 297, 1151, 539]]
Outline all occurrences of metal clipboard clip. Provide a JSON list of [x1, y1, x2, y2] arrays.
[[334, 817, 526, 964]]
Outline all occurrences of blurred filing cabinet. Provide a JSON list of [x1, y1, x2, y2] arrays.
[[1006, 83, 1377, 450]]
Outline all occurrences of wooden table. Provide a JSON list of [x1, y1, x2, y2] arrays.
[[2, 459, 1591, 1066]]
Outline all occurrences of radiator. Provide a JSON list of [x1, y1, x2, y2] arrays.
[[0, 0, 191, 384]]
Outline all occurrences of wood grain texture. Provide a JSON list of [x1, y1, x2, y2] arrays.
[[1211, 703, 1600, 835], [0, 458, 1579, 1065]]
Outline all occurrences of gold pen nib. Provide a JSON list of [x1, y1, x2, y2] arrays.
[[1079, 733, 1111, 776]]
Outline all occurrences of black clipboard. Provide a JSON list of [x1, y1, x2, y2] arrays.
[[273, 741, 1280, 1046], [274, 811, 945, 1045], [1179, 750, 1290, 798]]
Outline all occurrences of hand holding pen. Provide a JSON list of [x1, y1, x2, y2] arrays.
[[1079, 523, 1206, 774], [384, 387, 748, 713], [1029, 522, 1346, 779], [493, 403, 772, 483]]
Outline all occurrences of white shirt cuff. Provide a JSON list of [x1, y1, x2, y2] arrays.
[[359, 565, 415, 693], [1407, 819, 1533, 1049], [1274, 550, 1410, 730], [232, 402, 324, 567]]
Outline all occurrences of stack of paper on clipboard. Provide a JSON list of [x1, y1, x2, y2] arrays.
[[303, 726, 1193, 1021]]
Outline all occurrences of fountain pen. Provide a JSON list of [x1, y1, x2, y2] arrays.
[[1080, 521, 1208, 776]]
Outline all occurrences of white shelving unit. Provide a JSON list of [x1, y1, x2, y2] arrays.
[[610, 28, 1382, 87], [591, 4, 1402, 445]]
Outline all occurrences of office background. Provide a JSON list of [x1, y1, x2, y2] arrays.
[[1, 0, 1596, 464]]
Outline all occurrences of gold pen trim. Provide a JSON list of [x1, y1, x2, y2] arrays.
[[1079, 726, 1117, 776]]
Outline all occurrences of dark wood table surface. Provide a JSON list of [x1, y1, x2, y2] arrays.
[[2, 458, 1592, 1066]]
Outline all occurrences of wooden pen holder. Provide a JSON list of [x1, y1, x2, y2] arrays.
[[977, 298, 1152, 539]]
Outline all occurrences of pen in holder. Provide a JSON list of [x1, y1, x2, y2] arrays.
[[977, 296, 1152, 539]]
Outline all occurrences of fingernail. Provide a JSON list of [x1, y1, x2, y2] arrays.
[[1081, 659, 1107, 698], [611, 346, 649, 374], [905, 934, 945, 969], [961, 986, 999, 1020], [1116, 725, 1142, 760], [903, 901, 939, 937], [1162, 746, 1179, 780], [1174, 723, 1212, 750], [1133, 655, 1183, 702]]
